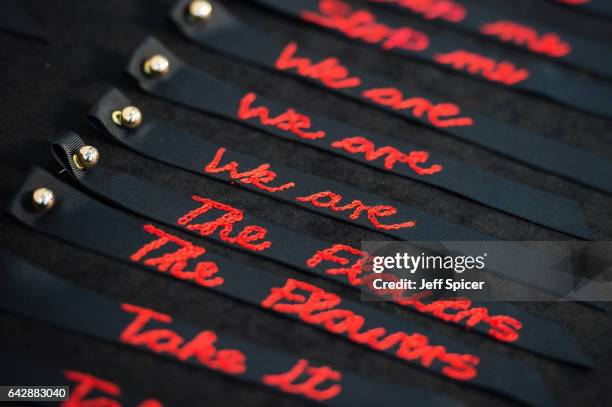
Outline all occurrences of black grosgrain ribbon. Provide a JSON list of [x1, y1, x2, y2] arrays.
[[553, 0, 612, 20], [124, 39, 592, 239], [170, 0, 612, 195], [0, 251, 458, 407], [90, 90, 600, 302], [52, 132, 591, 367], [364, 0, 612, 81], [250, 0, 612, 119], [0, 350, 166, 407], [6, 169, 556, 406], [0, 0, 47, 40]]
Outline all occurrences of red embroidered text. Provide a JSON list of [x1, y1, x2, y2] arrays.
[[296, 191, 416, 230], [331, 136, 443, 175], [261, 279, 480, 380], [276, 42, 361, 89], [120, 303, 246, 374], [178, 195, 272, 251], [362, 87, 473, 128], [131, 224, 223, 287], [62, 370, 162, 407], [238, 92, 326, 140], [205, 147, 295, 192], [301, 0, 430, 51], [370, 0, 466, 22], [263, 359, 342, 401], [480, 21, 570, 58], [434, 50, 530, 85]]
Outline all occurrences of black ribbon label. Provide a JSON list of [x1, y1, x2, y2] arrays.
[[53, 132, 592, 368], [0, 252, 455, 406]]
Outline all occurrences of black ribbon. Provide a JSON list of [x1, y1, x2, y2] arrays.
[[552, 0, 612, 20], [5, 169, 556, 405], [0, 349, 165, 407], [364, 0, 612, 81], [0, 251, 457, 407], [250, 0, 612, 119], [52, 131, 591, 368], [123, 38, 593, 239], [90, 89, 601, 302]]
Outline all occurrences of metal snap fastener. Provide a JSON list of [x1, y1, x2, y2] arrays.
[[118, 106, 142, 128], [143, 54, 170, 77], [74, 145, 100, 169], [187, 0, 213, 22], [32, 187, 56, 211]]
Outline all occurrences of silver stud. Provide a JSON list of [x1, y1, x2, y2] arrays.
[[143, 54, 170, 77], [187, 0, 213, 22], [74, 145, 100, 169], [32, 187, 55, 211]]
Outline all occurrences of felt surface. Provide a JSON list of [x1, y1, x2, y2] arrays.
[[0, 0, 611, 405]]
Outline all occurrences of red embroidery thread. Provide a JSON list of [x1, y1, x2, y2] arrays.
[[331, 136, 443, 175], [306, 244, 370, 286], [370, 0, 466, 22], [307, 246, 523, 342], [205, 147, 296, 192], [263, 359, 342, 402], [131, 224, 223, 287], [238, 92, 326, 140], [178, 195, 272, 251], [120, 303, 246, 374], [301, 0, 430, 51], [361, 87, 473, 128], [261, 278, 479, 380], [296, 191, 416, 230], [480, 21, 571, 58], [276, 42, 361, 89], [434, 50, 530, 85]]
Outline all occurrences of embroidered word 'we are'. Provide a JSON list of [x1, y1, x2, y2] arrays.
[[297, 190, 416, 230], [261, 278, 480, 380], [131, 224, 223, 287], [63, 371, 162, 407], [434, 50, 530, 85], [480, 21, 571, 58], [120, 304, 247, 374], [301, 0, 430, 51], [178, 195, 272, 251], [263, 359, 342, 401]]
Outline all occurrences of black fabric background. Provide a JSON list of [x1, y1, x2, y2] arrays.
[[1, 0, 611, 405]]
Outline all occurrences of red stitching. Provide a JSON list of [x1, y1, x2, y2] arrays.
[[63, 370, 121, 407], [331, 136, 443, 175], [480, 21, 570, 58], [301, 0, 430, 51], [178, 195, 272, 251], [238, 92, 326, 140], [434, 50, 530, 85], [263, 359, 342, 401], [131, 224, 223, 287], [306, 244, 370, 286], [276, 42, 361, 89], [370, 0, 466, 22], [557, 0, 589, 4], [120, 303, 246, 374], [307, 247, 523, 342], [205, 147, 296, 192], [296, 191, 416, 230], [362, 87, 473, 127], [261, 279, 479, 380]]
